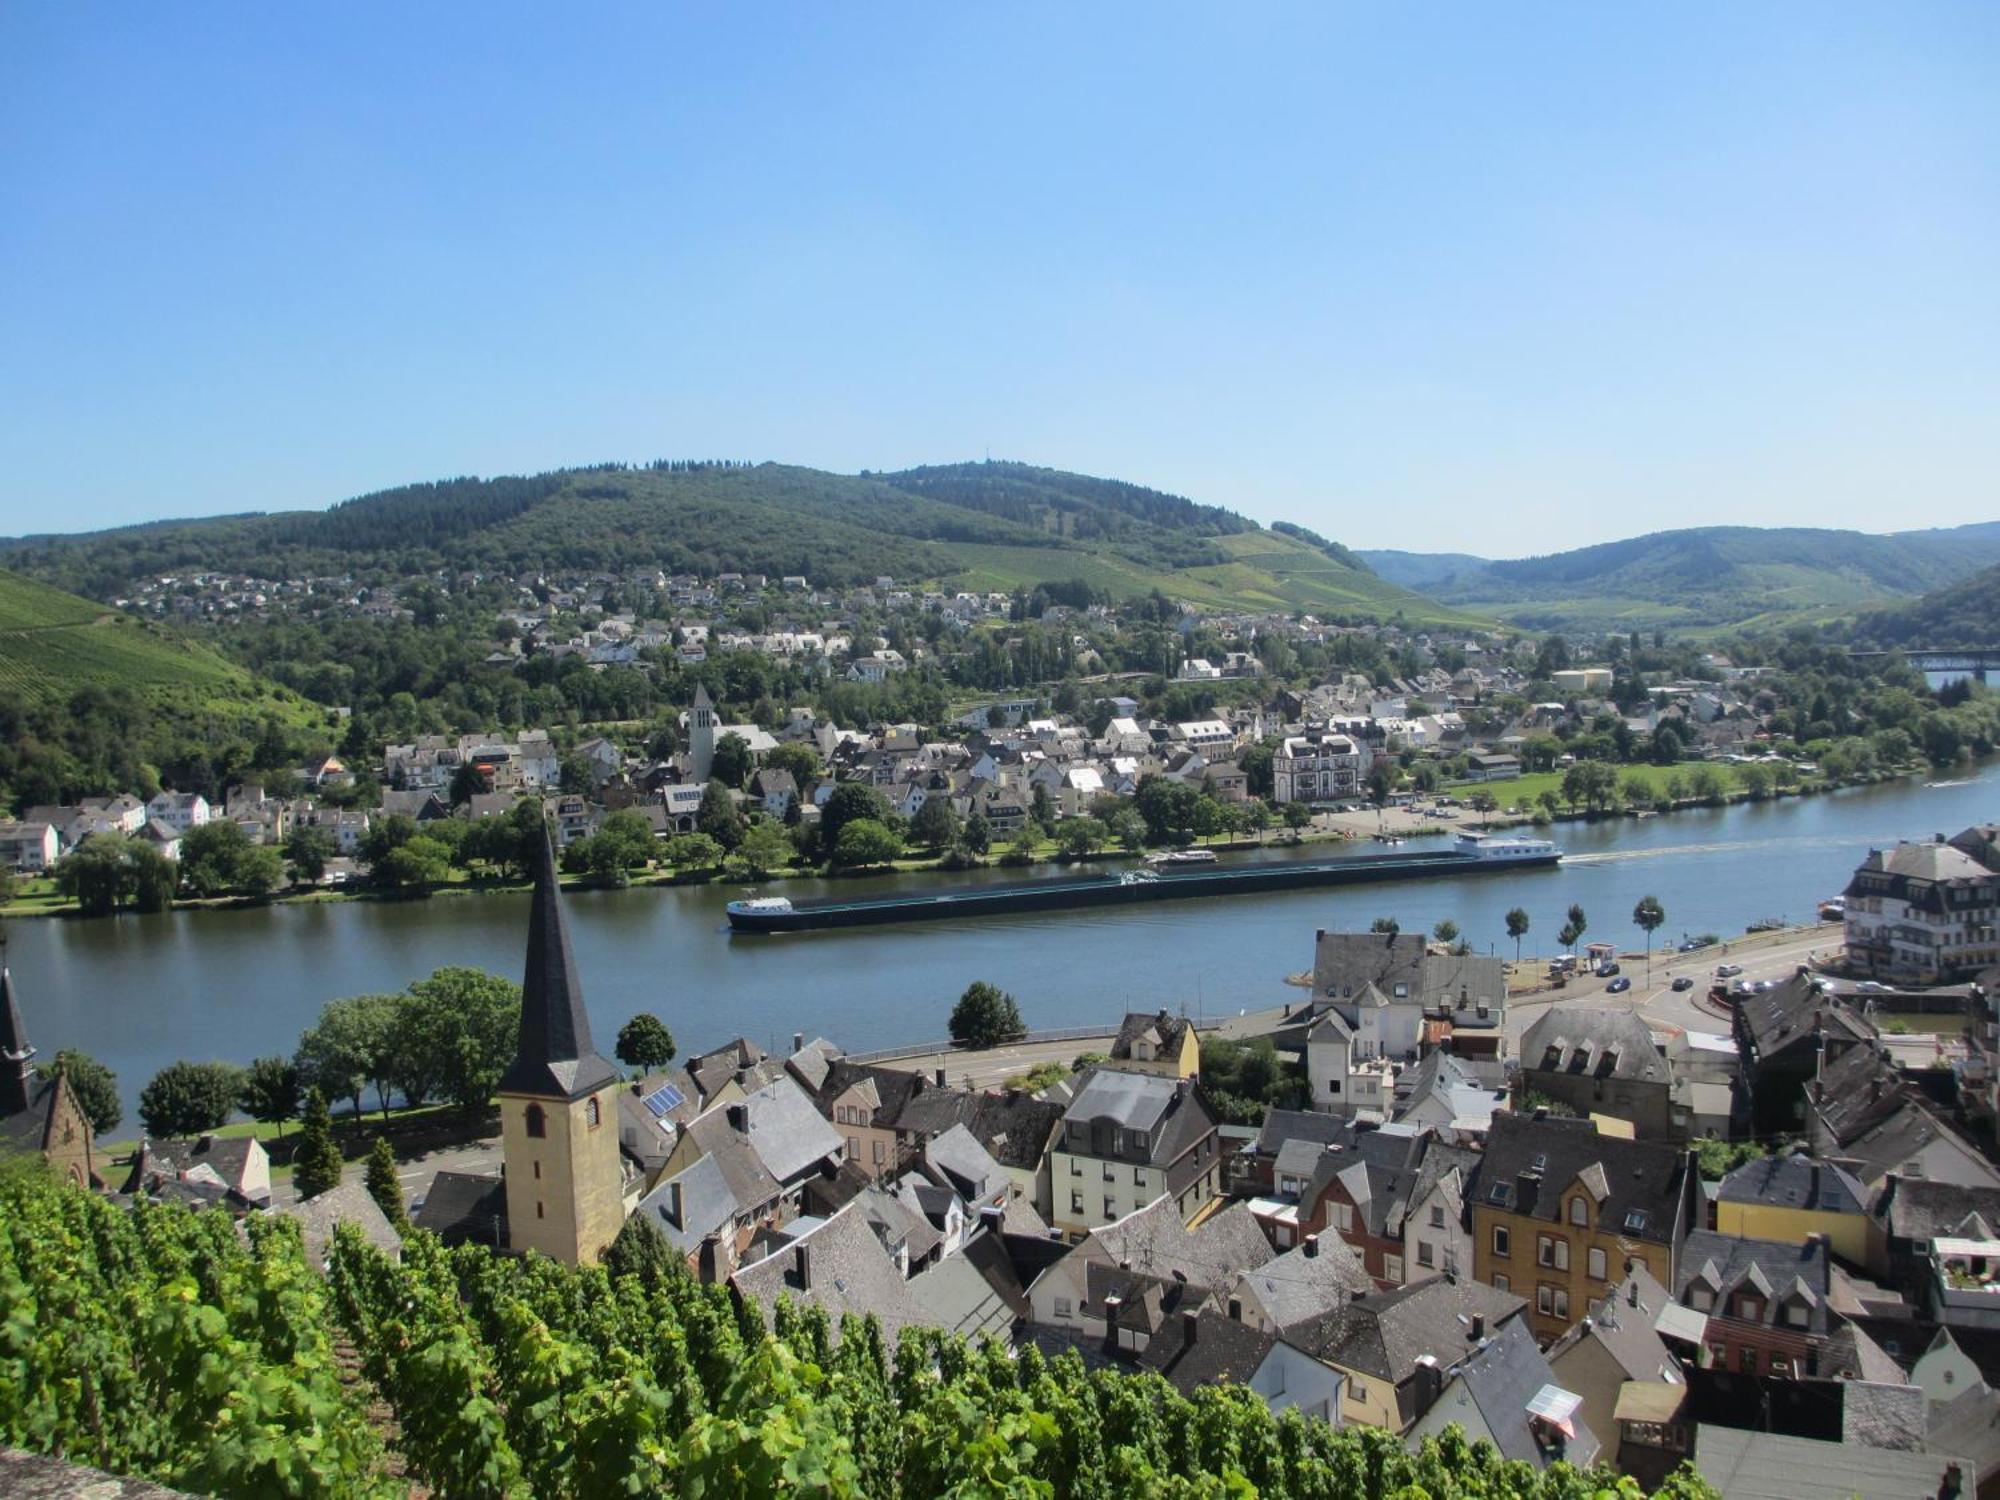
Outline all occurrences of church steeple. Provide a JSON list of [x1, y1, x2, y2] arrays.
[[497, 820, 618, 1102], [1, 960, 35, 1118]]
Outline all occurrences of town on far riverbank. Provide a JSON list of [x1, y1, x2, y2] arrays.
[[3, 604, 1991, 921]]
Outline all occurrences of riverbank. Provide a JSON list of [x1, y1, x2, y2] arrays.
[[1, 757, 1943, 922]]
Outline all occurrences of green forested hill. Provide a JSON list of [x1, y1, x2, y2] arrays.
[[1851, 560, 2000, 648], [0, 568, 272, 703], [1369, 525, 2000, 633], [3, 461, 1469, 622]]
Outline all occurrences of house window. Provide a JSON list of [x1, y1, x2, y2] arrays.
[[525, 1104, 546, 1139], [1537, 1236, 1568, 1271], [1103, 1164, 1115, 1182], [1537, 1284, 1553, 1315], [1327, 1080, 1342, 1095], [1431, 1205, 1445, 1229], [536, 1201, 545, 1220], [1071, 1159, 1081, 1176], [1384, 1254, 1404, 1283], [1492, 1225, 1511, 1258], [586, 1096, 602, 1129], [1071, 1191, 1083, 1214], [1103, 1197, 1115, 1219], [1494, 1274, 1510, 1292], [1054, 1297, 1072, 1320], [873, 1140, 886, 1165], [1418, 1241, 1435, 1268], [848, 1136, 860, 1158], [1736, 1296, 1762, 1323], [1783, 1300, 1809, 1328], [1133, 1167, 1144, 1185], [1554, 1288, 1570, 1320], [1132, 1131, 1148, 1150], [1569, 1198, 1587, 1226], [1588, 1247, 1606, 1281], [1334, 1203, 1354, 1232]]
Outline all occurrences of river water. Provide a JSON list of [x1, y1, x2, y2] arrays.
[[11, 767, 1998, 1119]]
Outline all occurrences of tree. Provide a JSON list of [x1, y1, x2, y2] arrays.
[[595, 809, 658, 871], [1135, 776, 1200, 845], [292, 1088, 344, 1201], [728, 821, 794, 879], [375, 835, 450, 894], [662, 831, 725, 874], [130, 842, 177, 913], [832, 818, 902, 869], [284, 824, 336, 885], [959, 811, 991, 856], [1241, 800, 1272, 842], [37, 1049, 120, 1135], [179, 821, 283, 899], [1535, 789, 1562, 821], [1055, 818, 1107, 859], [1281, 801, 1312, 840], [949, 982, 1025, 1049], [447, 762, 488, 808], [912, 795, 959, 851], [137, 1059, 244, 1139], [1561, 761, 1618, 813], [1558, 922, 1579, 952], [1108, 807, 1148, 852], [393, 967, 522, 1117], [819, 782, 892, 858], [762, 741, 822, 783], [55, 834, 138, 916], [365, 1135, 407, 1228], [1370, 916, 1400, 936], [1567, 904, 1588, 948], [616, 1013, 678, 1072], [1191, 796, 1226, 845], [710, 732, 754, 790], [1505, 907, 1530, 962], [1467, 789, 1498, 825], [697, 780, 747, 851], [999, 825, 1041, 866], [1432, 919, 1459, 946], [296, 992, 399, 1119], [239, 1055, 301, 1137], [1633, 894, 1666, 981]]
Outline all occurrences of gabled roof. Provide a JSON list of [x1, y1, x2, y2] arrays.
[[496, 822, 620, 1101], [414, 1169, 507, 1247], [1060, 1195, 1274, 1297], [279, 1180, 401, 1266], [686, 1076, 843, 1190], [1736, 973, 1872, 1061], [1138, 1308, 1281, 1395], [1234, 1235, 1374, 1326], [1878, 1177, 2000, 1244], [635, 1152, 739, 1254], [1676, 1230, 1831, 1335], [1478, 1114, 1687, 1244], [1428, 1318, 1600, 1469], [1301, 1126, 1430, 1239], [1283, 1274, 1526, 1385], [1112, 1009, 1196, 1061], [1548, 1268, 1682, 1387], [1520, 1007, 1670, 1085], [730, 1203, 932, 1344]]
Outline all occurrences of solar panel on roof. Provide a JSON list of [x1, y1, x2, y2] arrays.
[[643, 1083, 686, 1118]]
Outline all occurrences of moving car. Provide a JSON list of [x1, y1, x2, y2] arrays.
[[1606, 977, 1632, 993], [1596, 962, 1621, 978], [1671, 976, 1694, 991], [1717, 963, 1743, 978]]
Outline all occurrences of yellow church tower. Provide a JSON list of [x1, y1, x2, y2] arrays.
[[498, 820, 625, 1265]]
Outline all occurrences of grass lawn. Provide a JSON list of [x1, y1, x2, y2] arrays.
[[1458, 763, 1764, 811], [96, 1099, 482, 1176]]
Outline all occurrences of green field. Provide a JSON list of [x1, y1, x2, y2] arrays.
[[1460, 762, 1765, 810]]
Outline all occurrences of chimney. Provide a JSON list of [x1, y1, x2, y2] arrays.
[[935, 1067, 947, 1088], [1304, 1234, 1320, 1259], [794, 1242, 812, 1290], [1469, 1313, 1485, 1342], [1182, 1309, 1200, 1345], [667, 1179, 684, 1227], [727, 1102, 750, 1132], [1412, 1354, 1444, 1420], [697, 1234, 723, 1284], [980, 1204, 1005, 1236], [1227, 1295, 1243, 1322], [1627, 1279, 1639, 1308], [793, 1032, 805, 1052]]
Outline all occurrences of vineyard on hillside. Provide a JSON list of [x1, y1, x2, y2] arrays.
[[0, 1169, 1718, 1498]]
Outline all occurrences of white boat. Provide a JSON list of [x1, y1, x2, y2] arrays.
[[1147, 849, 1219, 866], [725, 896, 794, 917], [1454, 832, 1561, 862]]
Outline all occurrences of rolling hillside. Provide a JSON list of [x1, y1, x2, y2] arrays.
[[0, 567, 309, 716], [3, 461, 1472, 624], [1363, 525, 2000, 633], [1851, 560, 2000, 649]]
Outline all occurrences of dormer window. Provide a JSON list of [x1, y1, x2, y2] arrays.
[[1735, 1295, 1762, 1323], [1783, 1299, 1810, 1328], [1688, 1285, 1714, 1312], [1569, 1198, 1587, 1226], [1393, 984, 1410, 999]]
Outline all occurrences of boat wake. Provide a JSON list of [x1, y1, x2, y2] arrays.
[[1565, 834, 1910, 866]]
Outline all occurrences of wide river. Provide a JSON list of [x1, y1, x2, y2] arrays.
[[12, 767, 1998, 1119]]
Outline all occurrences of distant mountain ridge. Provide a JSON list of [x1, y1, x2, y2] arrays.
[[1363, 522, 2000, 633], [0, 460, 1468, 624]]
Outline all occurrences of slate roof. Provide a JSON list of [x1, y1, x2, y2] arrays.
[[1926, 1385, 2000, 1485], [923, 1124, 1007, 1204], [280, 1180, 401, 1266], [0, 1073, 68, 1158], [1677, 1230, 1832, 1337], [1736, 973, 1872, 1063], [1284, 1274, 1527, 1386], [731, 1203, 932, 1344], [124, 1136, 267, 1204], [414, 1169, 507, 1247], [686, 1038, 766, 1104], [1842, 1380, 1929, 1452], [1810, 1041, 1913, 1148], [909, 1231, 1027, 1342], [1520, 1008, 1670, 1085], [634, 1152, 739, 1255], [1233, 1235, 1375, 1326], [1311, 931, 1506, 1011], [1062, 1070, 1217, 1178], [685, 1075, 842, 1192], [1408, 1141, 1482, 1221], [1428, 1318, 1601, 1469], [802, 1057, 923, 1130], [1255, 1107, 1358, 1159], [1479, 1114, 1688, 1245], [1076, 1195, 1275, 1296], [496, 822, 620, 1101], [1548, 1267, 1683, 1387], [1138, 1308, 1280, 1395], [1112, 1010, 1195, 1063], [1694, 1423, 1974, 1500], [850, 1181, 943, 1267], [1817, 1321, 1910, 1386], [1300, 1126, 1430, 1240], [1715, 1153, 1866, 1215], [1879, 1177, 2000, 1244], [892, 1086, 1065, 1173]]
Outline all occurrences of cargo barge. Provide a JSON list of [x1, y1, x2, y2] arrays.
[[726, 832, 1560, 934]]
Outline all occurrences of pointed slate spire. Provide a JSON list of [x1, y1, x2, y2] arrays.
[[497, 816, 619, 1101], [0, 962, 35, 1118]]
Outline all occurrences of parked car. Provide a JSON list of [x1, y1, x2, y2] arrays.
[[1755, 979, 1776, 992], [1671, 976, 1694, 991], [1596, 962, 1621, 978], [1606, 977, 1632, 993], [1717, 963, 1743, 978]]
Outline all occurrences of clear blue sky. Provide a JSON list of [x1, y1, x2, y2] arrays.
[[3, 4, 1995, 556]]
